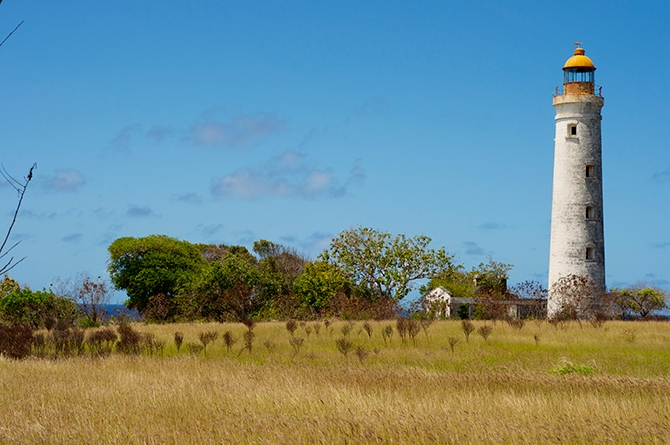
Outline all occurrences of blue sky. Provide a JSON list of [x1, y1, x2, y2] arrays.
[[1, 1, 668, 302]]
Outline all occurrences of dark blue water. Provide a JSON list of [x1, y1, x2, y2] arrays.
[[99, 304, 141, 321]]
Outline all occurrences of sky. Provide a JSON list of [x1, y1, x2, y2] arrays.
[[1, 1, 669, 303]]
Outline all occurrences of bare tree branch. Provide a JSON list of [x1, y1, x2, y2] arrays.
[[0, 20, 24, 48], [0, 163, 36, 275]]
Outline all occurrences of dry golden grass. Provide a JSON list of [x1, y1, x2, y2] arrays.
[[1, 320, 670, 444]]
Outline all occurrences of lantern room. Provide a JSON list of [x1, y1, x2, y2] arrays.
[[562, 44, 597, 95]]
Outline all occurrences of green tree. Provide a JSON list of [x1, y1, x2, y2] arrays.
[[183, 252, 270, 321], [612, 285, 667, 318], [293, 261, 350, 313], [471, 257, 514, 298], [320, 227, 456, 301], [107, 235, 206, 314]]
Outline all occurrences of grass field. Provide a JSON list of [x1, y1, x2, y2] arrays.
[[1, 320, 670, 444]]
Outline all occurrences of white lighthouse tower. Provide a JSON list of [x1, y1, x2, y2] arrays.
[[548, 44, 605, 317]]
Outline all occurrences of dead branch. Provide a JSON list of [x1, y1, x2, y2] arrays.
[[0, 163, 36, 275]]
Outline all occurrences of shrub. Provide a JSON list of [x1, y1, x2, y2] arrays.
[[116, 322, 142, 354], [550, 358, 595, 376], [87, 327, 118, 357], [0, 324, 33, 359], [53, 326, 85, 357], [0, 288, 79, 329]]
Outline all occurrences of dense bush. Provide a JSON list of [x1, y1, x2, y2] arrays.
[[0, 324, 33, 359], [0, 288, 79, 329]]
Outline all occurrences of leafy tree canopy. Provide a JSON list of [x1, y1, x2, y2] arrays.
[[293, 261, 350, 312], [611, 285, 667, 318], [107, 235, 206, 313], [320, 227, 456, 301]]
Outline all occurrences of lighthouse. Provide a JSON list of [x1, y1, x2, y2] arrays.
[[548, 44, 605, 317]]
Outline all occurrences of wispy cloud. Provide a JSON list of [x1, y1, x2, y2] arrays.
[[62, 233, 83, 244], [463, 241, 485, 256], [188, 109, 287, 147], [147, 125, 175, 142], [92, 208, 115, 221], [302, 231, 334, 252], [345, 97, 391, 123], [173, 192, 203, 204], [478, 222, 508, 230], [42, 169, 86, 193], [110, 124, 142, 151], [210, 150, 364, 200], [99, 224, 124, 246], [644, 273, 670, 287], [197, 223, 224, 238], [19, 210, 57, 220], [651, 241, 670, 249], [234, 230, 256, 245], [126, 205, 158, 218], [652, 164, 670, 183]]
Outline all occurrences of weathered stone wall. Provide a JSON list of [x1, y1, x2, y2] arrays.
[[548, 93, 605, 317]]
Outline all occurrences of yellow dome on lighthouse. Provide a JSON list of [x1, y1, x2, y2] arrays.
[[563, 46, 596, 70]]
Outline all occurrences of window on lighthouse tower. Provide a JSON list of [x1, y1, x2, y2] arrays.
[[586, 165, 594, 178], [568, 124, 577, 136], [586, 247, 595, 261]]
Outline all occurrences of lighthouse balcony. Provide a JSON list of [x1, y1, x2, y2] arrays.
[[554, 84, 603, 97]]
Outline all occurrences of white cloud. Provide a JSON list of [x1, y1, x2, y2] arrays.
[[42, 169, 86, 193], [210, 150, 359, 200], [188, 110, 287, 147]]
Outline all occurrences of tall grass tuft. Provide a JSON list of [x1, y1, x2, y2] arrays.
[[222, 331, 238, 353], [461, 320, 475, 343], [477, 325, 493, 343], [381, 325, 393, 346], [289, 336, 304, 359], [198, 331, 219, 357], [355, 346, 369, 364], [363, 321, 373, 339], [447, 336, 459, 353], [335, 337, 353, 358], [241, 330, 255, 355], [396, 319, 408, 342], [285, 320, 298, 336], [173, 331, 184, 354]]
